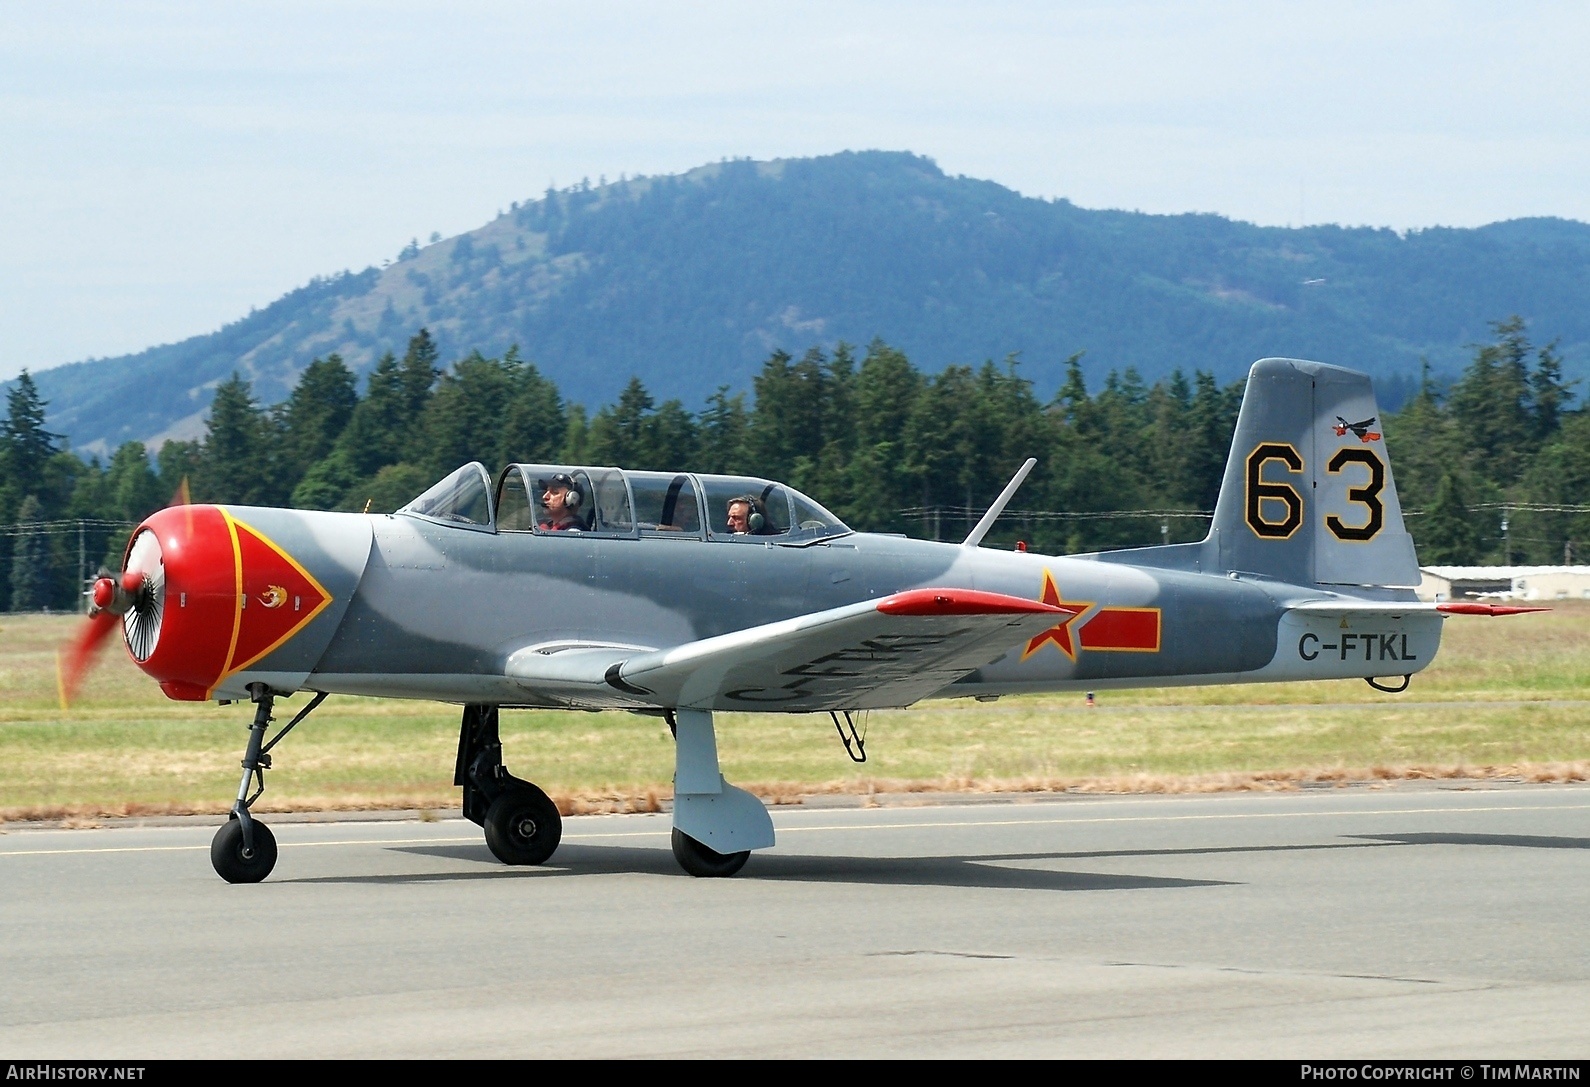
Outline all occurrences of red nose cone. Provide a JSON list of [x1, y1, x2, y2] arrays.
[[92, 577, 116, 609], [126, 504, 334, 702], [123, 506, 237, 697]]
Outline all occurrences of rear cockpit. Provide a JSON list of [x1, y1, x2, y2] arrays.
[[398, 462, 850, 544]]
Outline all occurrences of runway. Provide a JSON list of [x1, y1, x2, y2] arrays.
[[1, 784, 1587, 1057]]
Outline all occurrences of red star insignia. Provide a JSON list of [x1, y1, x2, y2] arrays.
[[1021, 569, 1092, 661]]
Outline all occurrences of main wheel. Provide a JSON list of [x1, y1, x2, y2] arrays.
[[211, 818, 278, 883], [484, 784, 562, 865], [671, 827, 750, 878]]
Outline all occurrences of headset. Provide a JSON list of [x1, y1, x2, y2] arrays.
[[729, 493, 767, 534], [539, 473, 582, 510]]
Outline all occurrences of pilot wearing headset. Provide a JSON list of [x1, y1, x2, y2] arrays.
[[538, 473, 584, 531], [725, 495, 762, 535]]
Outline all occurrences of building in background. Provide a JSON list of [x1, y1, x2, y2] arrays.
[[1418, 566, 1590, 602]]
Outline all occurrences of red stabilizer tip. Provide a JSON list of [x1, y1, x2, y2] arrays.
[[92, 577, 115, 609], [1436, 602, 1552, 616], [878, 588, 1065, 616]]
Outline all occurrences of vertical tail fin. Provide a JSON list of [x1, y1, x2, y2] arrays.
[[1207, 358, 1420, 588]]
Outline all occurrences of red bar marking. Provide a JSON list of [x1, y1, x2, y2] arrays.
[[1078, 607, 1162, 652]]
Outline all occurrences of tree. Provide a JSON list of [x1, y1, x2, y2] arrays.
[[400, 328, 440, 421], [500, 353, 568, 465], [103, 442, 164, 523], [844, 340, 923, 530], [195, 374, 270, 504], [8, 495, 53, 611], [157, 440, 202, 504], [421, 351, 517, 476], [1447, 316, 1540, 486], [697, 386, 748, 474], [336, 352, 409, 477], [274, 355, 358, 485], [2, 371, 59, 500], [1418, 471, 1485, 565], [334, 330, 441, 479]]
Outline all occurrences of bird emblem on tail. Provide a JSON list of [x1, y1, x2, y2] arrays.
[[1333, 416, 1381, 442]]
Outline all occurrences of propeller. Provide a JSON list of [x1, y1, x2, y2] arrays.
[[56, 481, 183, 708]]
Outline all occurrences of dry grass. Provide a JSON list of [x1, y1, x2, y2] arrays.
[[2, 605, 1588, 822]]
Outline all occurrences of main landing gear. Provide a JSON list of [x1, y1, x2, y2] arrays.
[[666, 708, 774, 877], [211, 684, 326, 884], [455, 705, 562, 866], [455, 705, 775, 877]]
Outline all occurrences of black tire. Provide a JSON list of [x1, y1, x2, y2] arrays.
[[484, 784, 563, 865], [671, 827, 750, 878], [210, 818, 278, 883]]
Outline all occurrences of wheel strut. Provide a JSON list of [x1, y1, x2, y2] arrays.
[[211, 685, 327, 884], [455, 704, 563, 866]]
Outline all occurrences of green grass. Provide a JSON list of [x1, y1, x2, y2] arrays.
[[2, 605, 1588, 819]]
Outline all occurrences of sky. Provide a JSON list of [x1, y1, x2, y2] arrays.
[[3, 1, 1588, 380]]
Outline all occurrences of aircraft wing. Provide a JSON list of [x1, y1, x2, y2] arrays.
[[505, 589, 1066, 711]]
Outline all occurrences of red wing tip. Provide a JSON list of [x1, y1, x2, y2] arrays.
[[878, 588, 1062, 617], [1435, 602, 1552, 616]]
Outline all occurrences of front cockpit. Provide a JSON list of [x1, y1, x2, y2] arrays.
[[397, 462, 851, 544]]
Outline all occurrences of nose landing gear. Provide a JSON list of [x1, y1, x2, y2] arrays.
[[210, 684, 326, 884]]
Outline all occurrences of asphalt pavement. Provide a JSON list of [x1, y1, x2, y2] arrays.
[[1, 784, 1586, 1057]]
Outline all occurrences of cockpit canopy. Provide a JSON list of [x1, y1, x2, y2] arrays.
[[398, 462, 850, 543]]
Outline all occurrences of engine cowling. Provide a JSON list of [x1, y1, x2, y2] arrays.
[[121, 505, 370, 701]]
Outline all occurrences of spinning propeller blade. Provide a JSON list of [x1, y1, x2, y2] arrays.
[[57, 529, 167, 708], [57, 609, 121, 708]]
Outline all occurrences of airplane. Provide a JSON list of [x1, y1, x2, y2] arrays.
[[64, 357, 1541, 883]]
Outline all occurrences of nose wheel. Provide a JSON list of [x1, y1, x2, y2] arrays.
[[211, 817, 278, 883], [210, 685, 326, 884]]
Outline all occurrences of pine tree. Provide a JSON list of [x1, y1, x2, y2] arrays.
[[697, 386, 748, 475], [399, 329, 440, 422], [421, 351, 516, 476], [1448, 316, 1538, 485], [157, 440, 202, 504], [500, 352, 568, 465], [1530, 338, 1574, 441], [195, 374, 268, 504], [1419, 471, 1484, 565], [2, 371, 59, 500], [275, 355, 358, 485], [8, 495, 53, 611], [337, 352, 408, 477], [587, 377, 657, 469]]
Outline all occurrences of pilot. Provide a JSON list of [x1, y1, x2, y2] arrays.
[[538, 473, 583, 531], [725, 496, 758, 535]]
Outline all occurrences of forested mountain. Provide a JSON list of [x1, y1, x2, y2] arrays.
[[23, 151, 1590, 455]]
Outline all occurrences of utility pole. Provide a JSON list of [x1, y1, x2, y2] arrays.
[[77, 520, 86, 613]]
